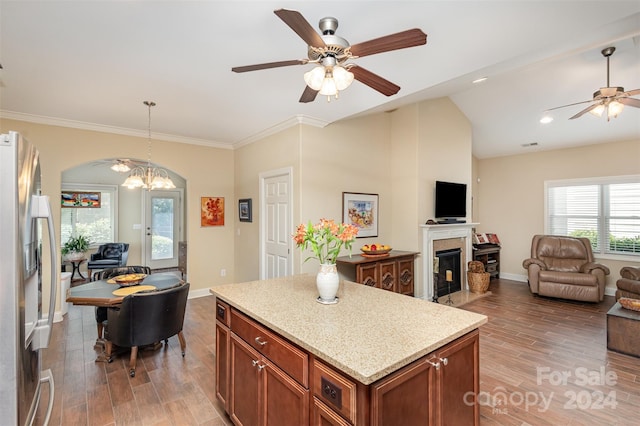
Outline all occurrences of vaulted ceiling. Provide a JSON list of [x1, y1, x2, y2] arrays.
[[1, 1, 639, 158]]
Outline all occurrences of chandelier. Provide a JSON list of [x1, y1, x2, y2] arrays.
[[122, 101, 176, 190]]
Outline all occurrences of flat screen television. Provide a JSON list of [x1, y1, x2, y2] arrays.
[[435, 180, 467, 223]]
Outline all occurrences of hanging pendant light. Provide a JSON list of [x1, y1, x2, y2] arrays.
[[122, 101, 176, 190]]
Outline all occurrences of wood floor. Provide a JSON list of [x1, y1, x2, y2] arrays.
[[36, 279, 639, 425]]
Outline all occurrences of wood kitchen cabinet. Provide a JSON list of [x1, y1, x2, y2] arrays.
[[336, 251, 418, 296], [230, 334, 309, 426], [216, 298, 480, 426], [217, 306, 309, 426]]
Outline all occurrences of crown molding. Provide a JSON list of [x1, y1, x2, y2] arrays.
[[0, 110, 233, 150], [233, 114, 330, 148]]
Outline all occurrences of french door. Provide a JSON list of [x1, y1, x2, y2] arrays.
[[144, 189, 183, 269]]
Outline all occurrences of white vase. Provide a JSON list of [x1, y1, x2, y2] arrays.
[[316, 263, 339, 303]]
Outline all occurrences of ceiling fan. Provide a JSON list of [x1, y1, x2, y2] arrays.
[[91, 158, 139, 173], [547, 46, 640, 121], [232, 9, 427, 102]]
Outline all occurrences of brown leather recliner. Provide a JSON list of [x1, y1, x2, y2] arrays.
[[616, 267, 640, 300], [523, 235, 610, 302]]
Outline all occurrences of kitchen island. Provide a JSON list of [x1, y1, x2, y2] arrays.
[[210, 274, 487, 425]]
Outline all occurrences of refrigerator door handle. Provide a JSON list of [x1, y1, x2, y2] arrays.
[[39, 368, 55, 426], [31, 195, 58, 350]]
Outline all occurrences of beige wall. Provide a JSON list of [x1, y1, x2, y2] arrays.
[[1, 118, 235, 314], [233, 126, 301, 283], [8, 95, 632, 311], [476, 138, 640, 293], [299, 114, 392, 276]]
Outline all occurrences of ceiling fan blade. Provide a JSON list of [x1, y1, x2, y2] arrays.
[[274, 9, 326, 48], [349, 28, 427, 58], [623, 88, 640, 97], [299, 86, 319, 103], [351, 66, 400, 96], [546, 99, 594, 112], [569, 103, 601, 120], [618, 97, 640, 108], [232, 59, 307, 73]]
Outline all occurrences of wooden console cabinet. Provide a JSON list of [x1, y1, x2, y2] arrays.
[[336, 251, 418, 296], [215, 297, 480, 425], [472, 244, 500, 279]]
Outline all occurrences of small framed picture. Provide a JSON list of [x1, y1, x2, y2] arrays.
[[342, 192, 379, 238], [201, 197, 225, 227], [61, 191, 101, 208], [238, 198, 252, 222]]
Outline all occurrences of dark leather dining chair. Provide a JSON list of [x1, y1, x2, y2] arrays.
[[91, 265, 152, 346], [87, 243, 130, 276], [105, 282, 189, 377]]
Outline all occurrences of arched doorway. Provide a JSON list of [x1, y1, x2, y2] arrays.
[[61, 158, 186, 277]]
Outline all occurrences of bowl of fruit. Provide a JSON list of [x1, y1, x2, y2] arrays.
[[361, 244, 392, 256]]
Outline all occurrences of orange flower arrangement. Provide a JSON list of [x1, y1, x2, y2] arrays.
[[293, 218, 359, 264]]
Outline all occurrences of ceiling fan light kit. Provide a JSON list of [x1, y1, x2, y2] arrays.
[[110, 159, 131, 173], [547, 46, 639, 121], [232, 9, 427, 103]]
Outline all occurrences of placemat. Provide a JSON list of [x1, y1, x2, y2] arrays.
[[112, 285, 156, 296]]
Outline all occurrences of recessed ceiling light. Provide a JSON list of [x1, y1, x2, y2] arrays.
[[472, 77, 488, 84], [540, 115, 554, 124]]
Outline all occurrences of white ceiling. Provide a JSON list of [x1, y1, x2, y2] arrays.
[[1, 1, 639, 159]]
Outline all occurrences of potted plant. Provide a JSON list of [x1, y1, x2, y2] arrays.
[[62, 234, 90, 261], [293, 218, 359, 303]]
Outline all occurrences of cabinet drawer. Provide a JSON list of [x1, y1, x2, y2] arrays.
[[231, 309, 309, 387], [312, 359, 357, 424], [216, 299, 230, 326]]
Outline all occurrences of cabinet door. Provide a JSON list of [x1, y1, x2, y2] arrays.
[[263, 359, 309, 426], [436, 330, 480, 426], [397, 258, 414, 296], [358, 263, 379, 288], [313, 397, 351, 426], [371, 357, 436, 425], [379, 260, 397, 292], [230, 334, 262, 426], [215, 322, 230, 410]]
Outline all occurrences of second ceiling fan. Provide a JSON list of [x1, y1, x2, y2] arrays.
[[232, 9, 427, 103]]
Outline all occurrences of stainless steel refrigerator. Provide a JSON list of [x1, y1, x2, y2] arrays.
[[1, 131, 56, 425]]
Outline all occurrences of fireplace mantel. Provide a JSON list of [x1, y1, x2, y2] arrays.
[[419, 223, 479, 300]]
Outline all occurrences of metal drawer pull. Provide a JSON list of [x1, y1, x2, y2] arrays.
[[257, 363, 266, 371], [252, 360, 259, 367], [427, 359, 441, 370], [254, 336, 268, 346], [440, 357, 448, 366]]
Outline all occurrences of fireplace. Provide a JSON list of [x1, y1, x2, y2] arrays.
[[420, 223, 478, 300], [435, 248, 462, 299]]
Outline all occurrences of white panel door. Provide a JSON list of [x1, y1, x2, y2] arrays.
[[261, 169, 292, 279]]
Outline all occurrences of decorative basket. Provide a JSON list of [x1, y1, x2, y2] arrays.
[[619, 297, 640, 312], [467, 260, 490, 294]]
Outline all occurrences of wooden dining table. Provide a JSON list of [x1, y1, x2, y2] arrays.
[[66, 272, 183, 307]]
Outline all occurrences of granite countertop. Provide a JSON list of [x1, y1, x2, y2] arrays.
[[210, 275, 487, 385]]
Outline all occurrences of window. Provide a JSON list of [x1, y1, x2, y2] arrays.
[[60, 184, 117, 247], [545, 176, 640, 257]]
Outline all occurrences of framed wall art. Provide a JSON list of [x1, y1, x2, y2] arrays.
[[61, 191, 101, 208], [342, 192, 378, 238], [238, 198, 252, 222], [201, 196, 225, 227]]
